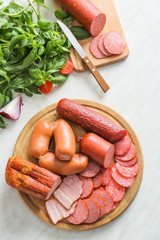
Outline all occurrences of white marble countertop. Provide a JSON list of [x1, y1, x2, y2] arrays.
[[1, 0, 160, 239]]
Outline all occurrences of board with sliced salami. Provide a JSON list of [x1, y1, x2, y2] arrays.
[[11, 99, 143, 230]]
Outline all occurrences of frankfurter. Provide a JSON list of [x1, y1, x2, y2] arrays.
[[56, 99, 127, 143], [52, 119, 76, 161], [56, 0, 106, 36], [80, 133, 115, 168], [39, 152, 88, 175], [29, 120, 52, 158]]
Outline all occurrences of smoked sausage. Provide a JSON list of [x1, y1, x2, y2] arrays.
[[52, 119, 76, 160], [29, 120, 52, 158], [56, 0, 106, 36], [80, 133, 115, 168], [56, 99, 127, 143], [39, 152, 88, 175]]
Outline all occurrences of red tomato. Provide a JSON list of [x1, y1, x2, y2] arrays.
[[39, 80, 53, 94], [60, 60, 74, 74]]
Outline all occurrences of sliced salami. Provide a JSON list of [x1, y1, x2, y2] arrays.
[[101, 168, 111, 186], [104, 32, 126, 55], [105, 178, 126, 202], [90, 36, 106, 59], [66, 199, 89, 225], [90, 194, 106, 218], [116, 162, 140, 178], [79, 158, 101, 178], [79, 176, 94, 198], [114, 135, 132, 156], [93, 189, 114, 214], [98, 34, 112, 56], [115, 155, 138, 167], [115, 143, 137, 162], [112, 202, 118, 211], [83, 198, 101, 223], [111, 163, 134, 187], [92, 171, 103, 188]]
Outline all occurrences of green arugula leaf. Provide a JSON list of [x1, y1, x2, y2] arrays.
[[0, 116, 7, 129], [54, 10, 68, 19], [69, 26, 91, 40]]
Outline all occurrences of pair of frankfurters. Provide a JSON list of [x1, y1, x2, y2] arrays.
[[29, 119, 88, 175]]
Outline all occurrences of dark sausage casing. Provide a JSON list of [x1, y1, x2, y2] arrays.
[[57, 0, 106, 36], [80, 133, 115, 168], [56, 99, 127, 143]]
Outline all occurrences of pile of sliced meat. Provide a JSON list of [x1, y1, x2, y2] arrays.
[[90, 31, 126, 59], [45, 134, 140, 225]]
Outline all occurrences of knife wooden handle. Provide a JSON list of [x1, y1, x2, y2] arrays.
[[83, 56, 110, 93]]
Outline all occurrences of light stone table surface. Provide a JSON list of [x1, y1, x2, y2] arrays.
[[1, 0, 160, 239]]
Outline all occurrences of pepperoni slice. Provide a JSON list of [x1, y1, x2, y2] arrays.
[[79, 176, 94, 198], [79, 158, 101, 178], [104, 32, 126, 55], [90, 194, 107, 218], [101, 168, 111, 186], [116, 162, 140, 178], [115, 143, 137, 161], [115, 155, 138, 167], [66, 199, 89, 224], [105, 178, 126, 202], [111, 163, 134, 187], [93, 189, 114, 214], [98, 34, 112, 56], [114, 135, 132, 156], [83, 198, 101, 223], [92, 171, 103, 188], [90, 35, 106, 59]]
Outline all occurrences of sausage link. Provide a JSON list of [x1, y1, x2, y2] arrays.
[[29, 120, 52, 158], [56, 99, 127, 143], [52, 119, 76, 161]]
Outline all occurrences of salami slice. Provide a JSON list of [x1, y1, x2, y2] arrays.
[[104, 32, 126, 55], [105, 178, 125, 202], [79, 158, 101, 178], [79, 176, 94, 198], [92, 171, 103, 188], [114, 135, 132, 156], [112, 202, 118, 211], [115, 143, 137, 162], [116, 162, 140, 178], [67, 199, 89, 225], [101, 168, 111, 186], [111, 163, 134, 187], [90, 36, 106, 59], [93, 189, 114, 214], [83, 198, 101, 223], [115, 155, 138, 167], [98, 34, 112, 56], [90, 195, 106, 218]]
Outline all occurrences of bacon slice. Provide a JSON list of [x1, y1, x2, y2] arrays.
[[53, 175, 83, 209], [45, 198, 77, 224]]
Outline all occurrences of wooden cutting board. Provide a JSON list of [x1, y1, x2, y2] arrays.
[[13, 99, 143, 231], [53, 0, 129, 71]]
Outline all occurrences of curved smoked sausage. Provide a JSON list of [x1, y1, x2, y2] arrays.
[[57, 0, 106, 36], [56, 99, 127, 143]]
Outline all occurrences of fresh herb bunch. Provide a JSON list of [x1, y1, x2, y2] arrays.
[[0, 0, 72, 128]]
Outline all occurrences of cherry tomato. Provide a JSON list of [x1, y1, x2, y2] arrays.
[[39, 80, 53, 94], [60, 60, 74, 74]]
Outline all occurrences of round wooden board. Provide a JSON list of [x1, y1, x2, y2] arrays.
[[13, 99, 143, 231]]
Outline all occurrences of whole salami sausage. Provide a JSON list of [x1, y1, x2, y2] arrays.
[[56, 99, 127, 143], [56, 0, 106, 36]]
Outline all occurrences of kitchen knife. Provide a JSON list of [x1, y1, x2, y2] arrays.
[[57, 20, 110, 93]]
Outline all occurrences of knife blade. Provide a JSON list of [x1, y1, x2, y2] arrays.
[[57, 20, 110, 93]]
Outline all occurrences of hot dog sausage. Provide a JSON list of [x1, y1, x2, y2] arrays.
[[80, 133, 115, 168], [53, 119, 76, 160], [29, 120, 52, 158], [57, 0, 106, 36], [56, 99, 127, 143], [39, 152, 88, 175]]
